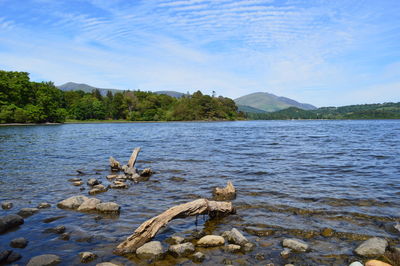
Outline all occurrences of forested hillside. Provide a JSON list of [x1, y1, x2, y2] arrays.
[[0, 70, 242, 123]]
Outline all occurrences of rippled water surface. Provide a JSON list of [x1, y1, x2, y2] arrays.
[[1, 120, 399, 265]]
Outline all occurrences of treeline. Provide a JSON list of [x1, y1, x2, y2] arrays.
[[245, 103, 400, 120], [0, 70, 243, 123]]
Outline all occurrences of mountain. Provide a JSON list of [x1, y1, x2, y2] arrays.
[[235, 92, 316, 112], [57, 82, 121, 95], [237, 105, 267, 114], [154, 91, 186, 98]]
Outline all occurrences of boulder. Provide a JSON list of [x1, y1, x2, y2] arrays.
[[77, 198, 101, 212], [57, 195, 89, 209], [282, 238, 309, 252], [43, 225, 66, 234], [0, 214, 24, 233], [10, 237, 28, 248], [87, 178, 101, 186], [27, 254, 61, 266], [365, 260, 392, 266], [169, 242, 195, 257], [225, 244, 241, 253], [191, 251, 205, 262], [37, 202, 51, 209], [222, 228, 248, 246], [109, 156, 121, 171], [354, 237, 388, 257], [79, 251, 97, 263], [136, 241, 164, 259], [18, 207, 39, 218], [197, 235, 225, 247], [96, 202, 120, 213], [1, 201, 13, 210]]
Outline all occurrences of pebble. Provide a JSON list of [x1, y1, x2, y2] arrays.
[[10, 237, 28, 248], [27, 254, 61, 266], [197, 235, 225, 247], [1, 201, 13, 210], [79, 251, 97, 263]]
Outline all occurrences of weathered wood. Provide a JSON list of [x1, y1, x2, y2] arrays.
[[213, 181, 236, 200], [114, 199, 235, 255], [127, 147, 141, 168]]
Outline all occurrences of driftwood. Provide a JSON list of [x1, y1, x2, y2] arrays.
[[213, 181, 236, 200], [114, 199, 235, 255], [128, 147, 141, 168]]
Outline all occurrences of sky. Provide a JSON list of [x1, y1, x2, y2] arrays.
[[0, 0, 399, 107]]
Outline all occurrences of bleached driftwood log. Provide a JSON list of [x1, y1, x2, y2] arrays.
[[128, 147, 141, 168], [213, 181, 236, 200], [114, 199, 235, 255]]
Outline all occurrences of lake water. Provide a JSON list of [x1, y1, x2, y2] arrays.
[[0, 120, 399, 265]]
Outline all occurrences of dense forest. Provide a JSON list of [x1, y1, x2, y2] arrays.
[[0, 70, 243, 123], [245, 103, 400, 120]]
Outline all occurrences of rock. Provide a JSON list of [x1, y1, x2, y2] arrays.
[[394, 223, 400, 233], [349, 262, 364, 266], [68, 178, 81, 182], [354, 237, 388, 257], [365, 260, 392, 266], [124, 167, 138, 176], [89, 184, 107, 195], [96, 202, 120, 213], [18, 207, 39, 217], [87, 178, 101, 186], [167, 236, 185, 245], [140, 168, 153, 177], [169, 242, 195, 257], [0, 214, 24, 233], [43, 225, 66, 234], [109, 156, 121, 171], [0, 250, 11, 263], [106, 174, 117, 180], [255, 253, 265, 260], [282, 238, 309, 252], [243, 242, 255, 252], [10, 237, 28, 248], [109, 181, 129, 189], [77, 198, 101, 212], [197, 235, 225, 247], [285, 264, 295, 266], [6, 251, 21, 263], [37, 202, 51, 209], [213, 181, 236, 200], [57, 195, 89, 209], [225, 244, 241, 253], [222, 228, 248, 246], [96, 263, 120, 266], [191, 252, 205, 262], [79, 251, 97, 263], [321, 227, 334, 237], [136, 241, 164, 260], [280, 248, 291, 258], [43, 216, 65, 223], [27, 254, 61, 266], [1, 201, 13, 210], [72, 181, 83, 186], [59, 232, 70, 240]]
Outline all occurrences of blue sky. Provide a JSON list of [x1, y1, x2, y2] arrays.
[[0, 0, 399, 106]]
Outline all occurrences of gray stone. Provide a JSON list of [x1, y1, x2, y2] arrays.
[[17, 207, 39, 218], [169, 242, 195, 257], [225, 244, 241, 253], [43, 225, 66, 234], [0, 214, 24, 233], [1, 201, 13, 210], [87, 178, 101, 186], [197, 235, 225, 247], [354, 237, 388, 257], [79, 251, 97, 263], [96, 202, 120, 213], [222, 228, 249, 246], [280, 248, 291, 258], [10, 237, 28, 248], [349, 262, 363, 266], [77, 198, 101, 212], [191, 252, 205, 262], [282, 238, 309, 252], [57, 195, 89, 209], [37, 202, 51, 209], [27, 254, 61, 266], [243, 242, 255, 252], [136, 241, 164, 260]]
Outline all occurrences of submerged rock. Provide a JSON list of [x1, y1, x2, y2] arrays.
[[57, 195, 89, 209], [18, 207, 39, 218], [197, 235, 225, 247], [282, 238, 309, 252], [43, 225, 66, 234], [79, 251, 97, 263], [0, 250, 21, 263], [1, 201, 13, 210], [354, 237, 388, 257], [37, 202, 51, 209], [10, 237, 28, 248], [77, 198, 101, 212], [136, 241, 164, 260], [169, 242, 195, 257], [96, 202, 120, 213], [27, 254, 61, 266], [321, 227, 334, 237], [167, 236, 185, 245], [243, 242, 255, 252], [0, 214, 24, 233], [191, 251, 205, 262], [222, 228, 249, 246]]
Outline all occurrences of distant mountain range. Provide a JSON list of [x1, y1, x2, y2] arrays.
[[58, 82, 316, 112], [234, 92, 316, 113]]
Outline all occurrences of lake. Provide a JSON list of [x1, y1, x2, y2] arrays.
[[1, 120, 399, 265]]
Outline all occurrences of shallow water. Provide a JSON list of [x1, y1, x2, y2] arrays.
[[0, 120, 399, 265]]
